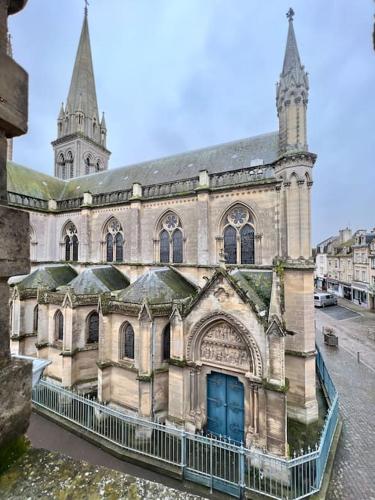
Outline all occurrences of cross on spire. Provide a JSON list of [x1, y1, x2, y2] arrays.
[[286, 7, 295, 22], [84, 0, 89, 16]]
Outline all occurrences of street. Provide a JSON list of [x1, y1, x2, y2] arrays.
[[315, 299, 375, 499]]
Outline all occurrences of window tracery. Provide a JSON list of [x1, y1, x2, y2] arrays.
[[104, 218, 124, 262], [222, 205, 255, 264], [158, 212, 183, 264], [63, 222, 79, 262]]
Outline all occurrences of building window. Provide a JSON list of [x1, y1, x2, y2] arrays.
[[85, 157, 90, 175], [362, 271, 366, 282], [33, 305, 38, 333], [63, 222, 79, 262], [87, 311, 99, 343], [222, 205, 255, 264], [162, 323, 171, 361], [158, 212, 184, 264], [104, 218, 124, 262], [224, 226, 237, 264], [160, 229, 170, 263], [120, 322, 134, 360], [55, 310, 64, 341]]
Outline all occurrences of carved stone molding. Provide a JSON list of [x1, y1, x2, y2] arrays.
[[186, 311, 263, 377]]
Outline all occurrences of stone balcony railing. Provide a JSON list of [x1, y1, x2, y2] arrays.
[[8, 164, 277, 213]]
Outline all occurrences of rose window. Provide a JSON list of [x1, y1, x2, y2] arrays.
[[163, 214, 179, 231], [228, 207, 248, 226]]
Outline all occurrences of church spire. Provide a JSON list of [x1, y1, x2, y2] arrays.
[[276, 8, 309, 154], [66, 7, 99, 120], [52, 6, 110, 179]]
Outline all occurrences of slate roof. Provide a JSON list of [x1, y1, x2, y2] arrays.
[[230, 269, 273, 313], [116, 267, 197, 305], [59, 266, 129, 295], [7, 131, 278, 201], [10, 265, 77, 291], [7, 162, 64, 200]]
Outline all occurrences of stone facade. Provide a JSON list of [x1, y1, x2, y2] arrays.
[[7, 10, 319, 456]]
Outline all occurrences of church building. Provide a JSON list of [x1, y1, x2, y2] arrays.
[[8, 8, 318, 457]]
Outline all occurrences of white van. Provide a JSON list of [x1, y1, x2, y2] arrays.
[[314, 293, 338, 308]]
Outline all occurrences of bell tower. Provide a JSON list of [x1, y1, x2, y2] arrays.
[[52, 6, 110, 179], [276, 9, 318, 425]]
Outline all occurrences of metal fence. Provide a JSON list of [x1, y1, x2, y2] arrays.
[[32, 346, 338, 499]]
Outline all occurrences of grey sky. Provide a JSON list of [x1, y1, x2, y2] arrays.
[[8, 0, 375, 244]]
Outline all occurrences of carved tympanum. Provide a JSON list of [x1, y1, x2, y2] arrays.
[[199, 321, 251, 370]]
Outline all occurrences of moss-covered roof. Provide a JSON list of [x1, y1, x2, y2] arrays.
[[12, 265, 77, 291], [7, 131, 278, 201], [116, 267, 197, 305], [7, 161, 64, 200], [230, 269, 273, 313], [59, 266, 130, 295]]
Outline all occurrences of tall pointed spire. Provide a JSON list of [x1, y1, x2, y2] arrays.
[[276, 8, 309, 154], [281, 8, 302, 77], [52, 7, 110, 179], [66, 7, 99, 119]]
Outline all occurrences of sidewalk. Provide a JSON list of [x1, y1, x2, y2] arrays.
[[315, 300, 375, 372]]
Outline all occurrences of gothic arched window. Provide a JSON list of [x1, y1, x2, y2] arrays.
[[66, 151, 74, 179], [63, 222, 78, 262], [224, 226, 237, 264], [33, 305, 38, 333], [58, 153, 66, 179], [160, 230, 170, 263], [120, 322, 134, 360], [87, 311, 99, 344], [72, 234, 79, 262], [65, 235, 71, 261], [162, 323, 171, 361], [240, 224, 255, 264], [104, 218, 124, 262], [85, 157, 90, 175], [115, 233, 124, 262], [221, 205, 255, 265], [55, 310, 64, 341], [158, 212, 184, 264]]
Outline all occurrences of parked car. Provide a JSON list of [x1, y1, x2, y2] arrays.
[[314, 292, 338, 308]]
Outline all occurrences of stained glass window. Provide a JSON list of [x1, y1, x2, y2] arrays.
[[120, 322, 134, 359], [224, 226, 237, 264], [115, 232, 124, 262], [55, 310, 64, 341], [87, 312, 99, 343], [163, 323, 171, 361], [240, 224, 255, 264], [160, 229, 170, 263], [172, 229, 183, 263], [33, 305, 38, 333], [65, 235, 70, 261], [72, 234, 79, 261], [106, 233, 113, 262]]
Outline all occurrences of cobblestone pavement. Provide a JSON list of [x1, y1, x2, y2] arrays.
[[316, 300, 375, 500]]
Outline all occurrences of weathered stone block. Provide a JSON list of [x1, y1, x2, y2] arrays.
[[0, 357, 32, 448], [0, 206, 29, 278]]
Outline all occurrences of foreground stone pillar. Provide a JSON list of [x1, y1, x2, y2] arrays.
[[0, 0, 32, 450]]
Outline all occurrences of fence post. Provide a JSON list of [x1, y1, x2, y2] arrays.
[[181, 430, 186, 475], [239, 442, 245, 498]]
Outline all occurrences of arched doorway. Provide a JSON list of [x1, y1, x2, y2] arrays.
[[207, 372, 244, 443]]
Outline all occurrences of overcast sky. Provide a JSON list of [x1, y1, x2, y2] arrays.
[[8, 0, 375, 243]]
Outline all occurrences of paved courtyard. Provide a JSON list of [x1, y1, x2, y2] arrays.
[[315, 299, 375, 500]]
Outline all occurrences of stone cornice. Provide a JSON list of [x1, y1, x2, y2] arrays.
[[274, 151, 317, 168], [51, 132, 111, 155]]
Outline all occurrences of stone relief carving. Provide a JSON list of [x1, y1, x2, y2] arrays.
[[187, 312, 263, 377], [213, 286, 232, 302], [199, 321, 251, 370]]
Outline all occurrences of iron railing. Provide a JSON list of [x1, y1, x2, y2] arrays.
[[32, 346, 338, 499]]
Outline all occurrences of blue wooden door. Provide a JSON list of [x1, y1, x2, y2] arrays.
[[207, 372, 244, 443]]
